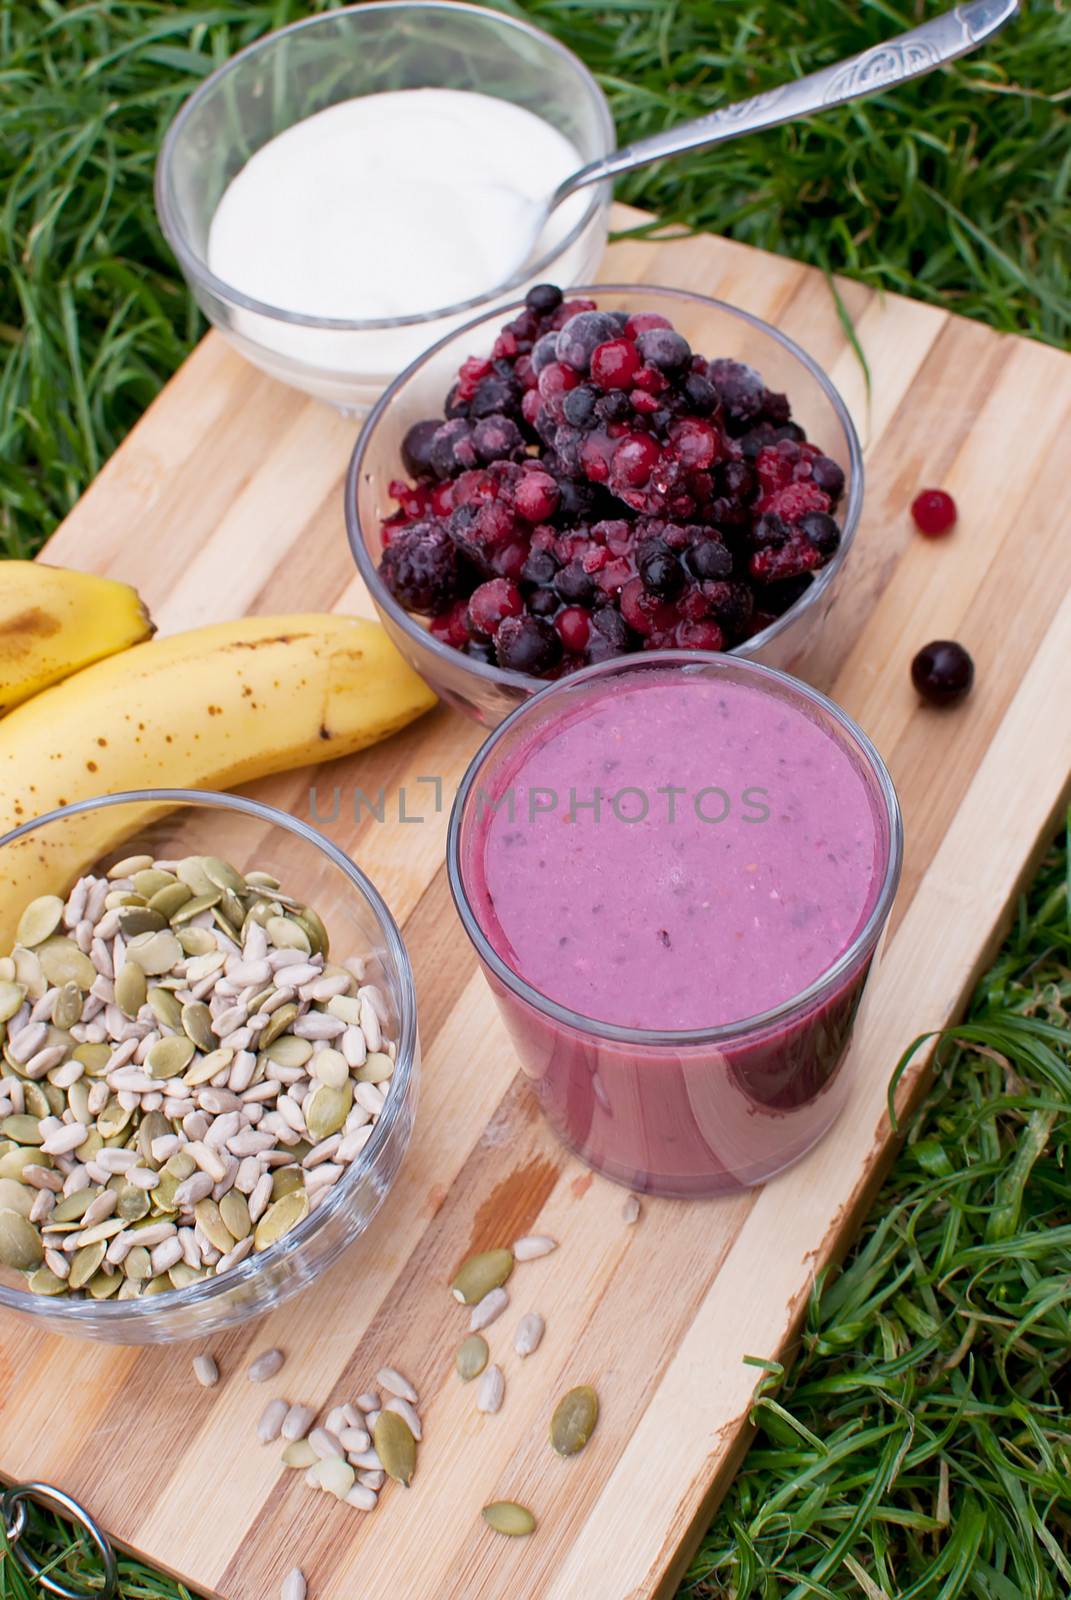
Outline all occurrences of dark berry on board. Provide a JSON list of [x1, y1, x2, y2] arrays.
[[911, 488, 957, 536], [911, 640, 974, 705]]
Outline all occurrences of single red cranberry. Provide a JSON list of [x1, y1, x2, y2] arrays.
[[490, 541, 529, 580], [675, 619, 725, 650], [612, 433, 661, 488], [624, 311, 672, 337], [620, 576, 678, 636], [537, 362, 580, 405], [632, 364, 668, 395], [429, 599, 472, 648], [590, 338, 641, 390], [580, 434, 613, 483], [668, 417, 719, 470], [911, 640, 973, 705], [555, 605, 592, 653], [912, 488, 957, 536], [455, 356, 493, 402], [521, 388, 542, 427], [514, 471, 560, 523], [467, 579, 523, 637]]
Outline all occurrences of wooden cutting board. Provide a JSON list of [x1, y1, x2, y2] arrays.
[[2, 207, 1069, 1600]]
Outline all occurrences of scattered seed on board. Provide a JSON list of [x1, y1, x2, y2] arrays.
[[193, 1354, 219, 1388], [622, 1194, 641, 1225], [469, 1285, 509, 1332], [248, 1347, 285, 1383], [373, 1409, 417, 1486], [451, 1247, 514, 1305], [258, 1398, 289, 1444], [482, 1502, 536, 1537], [376, 1365, 418, 1404], [281, 1402, 316, 1441], [512, 1234, 558, 1262], [550, 1385, 599, 1457], [280, 1568, 306, 1600], [383, 1396, 422, 1442], [514, 1313, 545, 1358], [477, 1365, 505, 1415], [456, 1333, 489, 1382]]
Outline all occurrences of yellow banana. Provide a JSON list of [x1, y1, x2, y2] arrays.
[[0, 613, 436, 938], [0, 561, 154, 714]]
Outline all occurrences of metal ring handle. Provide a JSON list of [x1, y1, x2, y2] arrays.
[[1, 1482, 118, 1599]]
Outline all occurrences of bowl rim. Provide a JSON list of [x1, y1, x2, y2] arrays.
[[154, 0, 615, 332], [446, 649, 903, 1047], [346, 282, 866, 693], [0, 788, 417, 1328]]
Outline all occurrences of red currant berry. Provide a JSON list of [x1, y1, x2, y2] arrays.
[[911, 488, 957, 536]]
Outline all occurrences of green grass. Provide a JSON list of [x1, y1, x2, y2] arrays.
[[1, 1, 1069, 1594], [0, 0, 1068, 556]]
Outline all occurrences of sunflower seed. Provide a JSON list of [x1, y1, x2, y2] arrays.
[[512, 1234, 558, 1261], [281, 1403, 315, 1441], [309, 1427, 344, 1460], [514, 1313, 546, 1358], [280, 1568, 306, 1600], [383, 1396, 422, 1441], [376, 1365, 418, 1404], [247, 1346, 285, 1384], [482, 1502, 536, 1537], [257, 1398, 289, 1443], [469, 1286, 509, 1332], [345, 1485, 378, 1512], [338, 1427, 370, 1454], [477, 1365, 505, 1415], [622, 1194, 641, 1224]]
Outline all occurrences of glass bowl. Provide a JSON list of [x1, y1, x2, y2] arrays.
[[447, 652, 902, 1196], [0, 791, 418, 1343], [346, 285, 865, 727], [155, 1, 614, 413]]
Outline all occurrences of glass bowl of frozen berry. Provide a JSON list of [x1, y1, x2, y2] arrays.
[[346, 283, 863, 724]]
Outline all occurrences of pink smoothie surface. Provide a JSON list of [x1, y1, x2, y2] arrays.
[[472, 673, 883, 1031]]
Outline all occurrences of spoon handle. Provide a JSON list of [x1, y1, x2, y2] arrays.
[[552, 0, 1020, 208]]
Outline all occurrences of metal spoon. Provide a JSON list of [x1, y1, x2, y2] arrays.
[[521, 0, 1019, 264]]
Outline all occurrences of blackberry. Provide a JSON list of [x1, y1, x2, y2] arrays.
[[380, 524, 459, 615], [761, 389, 791, 424]]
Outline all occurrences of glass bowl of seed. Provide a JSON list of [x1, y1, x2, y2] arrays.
[[0, 789, 418, 1343]]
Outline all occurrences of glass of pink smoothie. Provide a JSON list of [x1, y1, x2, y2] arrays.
[[448, 652, 902, 1196]]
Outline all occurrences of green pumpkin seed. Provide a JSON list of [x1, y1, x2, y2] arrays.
[[201, 855, 246, 894], [143, 1274, 172, 1296], [245, 870, 280, 889], [23, 1084, 51, 1121], [175, 856, 216, 895], [270, 1167, 305, 1201], [456, 1333, 490, 1382], [253, 1187, 309, 1250], [356, 1052, 394, 1085], [281, 1439, 317, 1469], [181, 1002, 216, 1053], [75, 1217, 126, 1248], [116, 1183, 151, 1222], [373, 1410, 416, 1486], [73, 1042, 111, 1075], [123, 1245, 153, 1281], [66, 1080, 92, 1128], [38, 938, 97, 991], [16, 896, 65, 949], [152, 1152, 196, 1211], [265, 916, 310, 954], [104, 890, 146, 911], [77, 1129, 103, 1162], [86, 1269, 122, 1300], [52, 1187, 97, 1224], [1, 1114, 44, 1146], [194, 1198, 235, 1254], [0, 982, 26, 1024], [312, 1048, 349, 1089], [107, 854, 154, 877], [184, 1047, 232, 1087], [113, 964, 147, 1022], [146, 1035, 196, 1080], [168, 1262, 205, 1289], [68, 1239, 106, 1289], [169, 891, 221, 926], [126, 930, 182, 976], [176, 926, 217, 957], [304, 1082, 351, 1142], [294, 908, 329, 958], [147, 986, 183, 1030], [259, 1003, 300, 1048], [482, 1502, 536, 1537], [0, 1177, 33, 1218], [117, 906, 167, 939], [0, 1147, 48, 1181], [52, 981, 84, 1031], [550, 1385, 599, 1457], [327, 995, 361, 1025], [243, 899, 276, 931], [148, 882, 194, 919], [133, 868, 178, 899], [136, 1111, 171, 1168], [219, 1189, 251, 1240], [96, 1099, 133, 1140], [451, 1248, 514, 1305], [12, 948, 45, 1000], [28, 1264, 68, 1295]]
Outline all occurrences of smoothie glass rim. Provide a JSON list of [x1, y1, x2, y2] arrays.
[[447, 650, 904, 1048]]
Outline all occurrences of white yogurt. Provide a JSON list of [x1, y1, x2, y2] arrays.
[[210, 89, 583, 321]]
